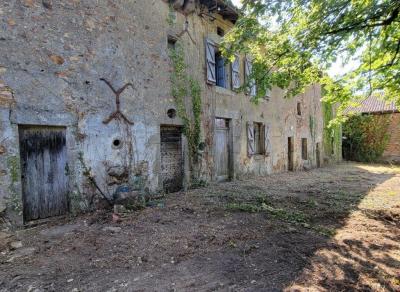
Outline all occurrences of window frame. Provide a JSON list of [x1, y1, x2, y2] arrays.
[[253, 122, 265, 155]]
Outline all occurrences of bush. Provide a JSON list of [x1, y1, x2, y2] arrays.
[[343, 114, 390, 162]]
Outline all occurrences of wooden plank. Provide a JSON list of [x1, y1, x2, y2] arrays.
[[19, 126, 69, 221], [214, 118, 230, 181]]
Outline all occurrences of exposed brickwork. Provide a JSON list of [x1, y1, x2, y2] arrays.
[[383, 113, 400, 163]]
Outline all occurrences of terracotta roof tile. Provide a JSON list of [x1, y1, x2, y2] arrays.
[[344, 95, 398, 114]]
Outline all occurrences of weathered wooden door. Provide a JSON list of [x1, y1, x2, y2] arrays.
[[288, 137, 294, 171], [160, 126, 183, 193], [214, 118, 230, 181], [19, 126, 69, 221]]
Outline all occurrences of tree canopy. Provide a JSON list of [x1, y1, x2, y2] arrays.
[[222, 0, 400, 118]]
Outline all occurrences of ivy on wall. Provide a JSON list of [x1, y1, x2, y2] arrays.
[[342, 114, 391, 163], [322, 102, 342, 160], [169, 43, 202, 163]]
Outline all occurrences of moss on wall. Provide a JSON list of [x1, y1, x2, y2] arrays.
[[6, 155, 22, 213]]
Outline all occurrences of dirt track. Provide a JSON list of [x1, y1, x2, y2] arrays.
[[1, 162, 399, 291]]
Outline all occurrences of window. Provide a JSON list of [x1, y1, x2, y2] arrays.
[[254, 122, 264, 155], [297, 102, 302, 115], [168, 36, 177, 50], [217, 27, 225, 37], [302, 138, 308, 160], [206, 38, 239, 90], [215, 52, 228, 88]]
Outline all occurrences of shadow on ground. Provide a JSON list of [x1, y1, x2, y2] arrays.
[[0, 162, 399, 291]]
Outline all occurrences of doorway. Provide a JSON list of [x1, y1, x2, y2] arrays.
[[288, 137, 294, 171], [214, 118, 231, 181], [316, 142, 321, 168], [19, 126, 69, 221], [160, 126, 183, 193]]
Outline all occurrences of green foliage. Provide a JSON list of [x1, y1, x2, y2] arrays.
[[322, 102, 342, 159], [169, 43, 202, 162], [224, 0, 400, 114], [343, 114, 391, 162]]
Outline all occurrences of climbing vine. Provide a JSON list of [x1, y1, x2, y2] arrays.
[[169, 43, 202, 162], [342, 114, 391, 162], [322, 102, 342, 160]]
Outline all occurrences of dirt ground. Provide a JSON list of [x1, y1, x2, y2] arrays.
[[1, 162, 399, 292]]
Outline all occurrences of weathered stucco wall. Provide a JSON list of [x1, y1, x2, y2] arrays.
[[0, 0, 333, 223]]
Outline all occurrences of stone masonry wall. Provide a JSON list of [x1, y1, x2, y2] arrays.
[[0, 0, 332, 223]]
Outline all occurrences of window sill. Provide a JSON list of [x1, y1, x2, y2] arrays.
[[253, 154, 266, 160], [216, 86, 235, 96]]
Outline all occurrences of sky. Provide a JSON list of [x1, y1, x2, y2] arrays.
[[231, 0, 242, 7]]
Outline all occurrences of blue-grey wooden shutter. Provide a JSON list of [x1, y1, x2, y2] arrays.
[[247, 122, 255, 157], [206, 39, 216, 84], [231, 55, 240, 89], [244, 57, 256, 96]]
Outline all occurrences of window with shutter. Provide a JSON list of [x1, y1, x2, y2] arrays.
[[205, 39, 216, 84], [231, 55, 240, 89], [244, 57, 256, 96], [247, 122, 255, 157]]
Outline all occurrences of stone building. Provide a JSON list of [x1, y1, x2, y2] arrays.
[[0, 0, 338, 224]]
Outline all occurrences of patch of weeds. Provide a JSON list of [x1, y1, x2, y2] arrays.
[[305, 198, 319, 208], [226, 201, 335, 237], [228, 240, 237, 248], [190, 178, 208, 189], [310, 225, 336, 237], [255, 194, 271, 205], [261, 203, 308, 224], [226, 203, 261, 213]]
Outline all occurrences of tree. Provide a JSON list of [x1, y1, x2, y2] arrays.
[[222, 0, 400, 116]]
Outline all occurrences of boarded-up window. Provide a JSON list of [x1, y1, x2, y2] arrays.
[[206, 39, 216, 84], [231, 55, 240, 89], [245, 57, 256, 96], [302, 138, 308, 160], [247, 122, 255, 157]]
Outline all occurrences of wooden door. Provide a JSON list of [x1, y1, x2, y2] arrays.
[[19, 126, 69, 221], [316, 142, 321, 168], [214, 118, 230, 181], [160, 126, 183, 193], [288, 137, 294, 171]]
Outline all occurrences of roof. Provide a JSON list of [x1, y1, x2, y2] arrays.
[[200, 0, 239, 23], [344, 95, 399, 115]]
